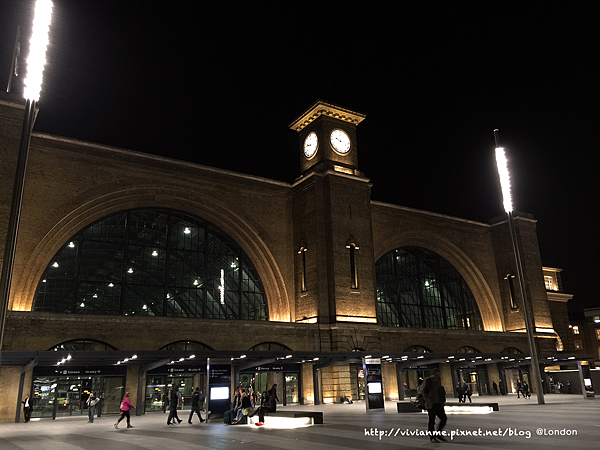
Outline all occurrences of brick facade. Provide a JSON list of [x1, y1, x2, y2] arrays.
[[0, 97, 570, 421]]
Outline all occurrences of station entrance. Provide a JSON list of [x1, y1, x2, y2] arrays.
[[31, 368, 125, 419]]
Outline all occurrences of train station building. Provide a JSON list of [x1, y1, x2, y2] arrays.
[[0, 96, 586, 422]]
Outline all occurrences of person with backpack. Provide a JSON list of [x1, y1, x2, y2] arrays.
[[188, 387, 205, 424], [422, 368, 447, 442], [167, 387, 183, 425]]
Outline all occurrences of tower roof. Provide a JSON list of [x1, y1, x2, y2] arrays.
[[289, 100, 366, 132]]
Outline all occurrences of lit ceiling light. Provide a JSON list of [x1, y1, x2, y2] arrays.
[[127, 268, 133, 273], [52, 262, 59, 268], [184, 227, 191, 234], [108, 283, 114, 287], [68, 242, 75, 248], [152, 250, 158, 256]]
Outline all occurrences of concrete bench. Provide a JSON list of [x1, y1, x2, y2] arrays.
[[445, 402, 499, 412], [247, 410, 323, 426], [397, 402, 499, 414]]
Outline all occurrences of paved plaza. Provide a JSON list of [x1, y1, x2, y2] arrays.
[[0, 394, 598, 450]]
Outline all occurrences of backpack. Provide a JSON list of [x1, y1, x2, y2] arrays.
[[413, 383, 426, 409]]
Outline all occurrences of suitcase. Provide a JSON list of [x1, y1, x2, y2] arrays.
[[223, 409, 233, 424]]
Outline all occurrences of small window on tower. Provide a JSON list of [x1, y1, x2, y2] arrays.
[[346, 236, 359, 290]]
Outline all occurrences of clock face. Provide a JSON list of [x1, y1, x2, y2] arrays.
[[330, 129, 351, 154], [303, 132, 319, 159]]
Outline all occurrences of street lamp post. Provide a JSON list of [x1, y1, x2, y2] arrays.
[[494, 129, 545, 405], [0, 0, 54, 353]]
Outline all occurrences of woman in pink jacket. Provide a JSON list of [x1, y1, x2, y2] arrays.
[[114, 392, 134, 429]]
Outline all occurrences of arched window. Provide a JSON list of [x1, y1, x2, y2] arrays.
[[376, 247, 483, 330], [501, 347, 523, 354], [49, 339, 116, 351], [456, 346, 480, 353], [33, 209, 268, 320], [404, 345, 432, 353], [159, 341, 214, 351], [248, 342, 292, 352]]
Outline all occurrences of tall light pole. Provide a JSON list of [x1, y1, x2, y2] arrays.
[[0, 0, 54, 352], [494, 129, 545, 405]]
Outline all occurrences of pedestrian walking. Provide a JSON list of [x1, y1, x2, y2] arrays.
[[422, 368, 447, 442], [22, 395, 32, 423], [463, 384, 472, 403], [114, 392, 134, 428], [167, 387, 183, 425], [188, 387, 205, 424], [456, 382, 464, 403]]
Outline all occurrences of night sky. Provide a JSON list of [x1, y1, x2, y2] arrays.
[[1, 1, 598, 318]]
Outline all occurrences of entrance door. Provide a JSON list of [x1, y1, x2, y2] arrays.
[[284, 373, 298, 404], [165, 375, 194, 410], [401, 369, 430, 400], [456, 368, 489, 395], [146, 376, 168, 412], [31, 375, 125, 419]]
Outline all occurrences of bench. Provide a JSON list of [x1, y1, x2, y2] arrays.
[[247, 410, 323, 426], [397, 402, 499, 414], [445, 402, 499, 412]]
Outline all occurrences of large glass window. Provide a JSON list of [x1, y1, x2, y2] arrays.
[[34, 209, 267, 320], [376, 247, 483, 330]]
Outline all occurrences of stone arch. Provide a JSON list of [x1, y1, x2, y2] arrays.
[[375, 230, 503, 332], [48, 339, 117, 351], [159, 341, 214, 351], [11, 186, 290, 321], [456, 346, 481, 353], [404, 345, 433, 353], [248, 342, 292, 352]]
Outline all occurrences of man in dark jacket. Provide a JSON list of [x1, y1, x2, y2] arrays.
[[188, 387, 205, 424], [422, 368, 447, 442], [167, 387, 182, 425]]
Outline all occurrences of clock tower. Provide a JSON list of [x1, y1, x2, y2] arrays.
[[290, 100, 377, 343], [289, 100, 366, 176]]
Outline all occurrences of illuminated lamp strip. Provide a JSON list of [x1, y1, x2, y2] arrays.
[[336, 315, 377, 323], [333, 165, 354, 175], [296, 316, 318, 323], [535, 328, 556, 334]]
